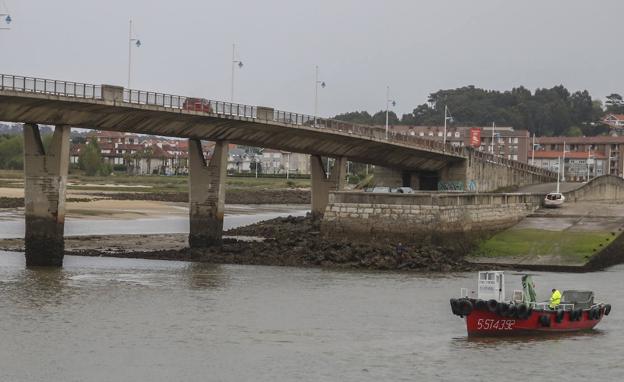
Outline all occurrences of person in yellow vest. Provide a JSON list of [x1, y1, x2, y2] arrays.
[[550, 288, 561, 309]]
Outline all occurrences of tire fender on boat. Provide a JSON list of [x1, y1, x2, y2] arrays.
[[458, 299, 473, 316], [572, 308, 582, 321], [505, 304, 518, 318], [539, 315, 551, 327], [496, 302, 509, 316], [475, 299, 488, 311], [487, 299, 498, 313], [555, 309, 565, 323], [516, 304, 529, 319], [590, 307, 599, 320], [604, 304, 612, 316], [450, 298, 460, 315]]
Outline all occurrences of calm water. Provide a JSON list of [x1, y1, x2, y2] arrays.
[[0, 251, 622, 382]]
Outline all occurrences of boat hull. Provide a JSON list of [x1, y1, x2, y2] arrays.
[[465, 308, 602, 336]]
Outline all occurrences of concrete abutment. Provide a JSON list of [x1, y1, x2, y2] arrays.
[[311, 155, 347, 218], [188, 139, 228, 249], [23, 124, 70, 267]]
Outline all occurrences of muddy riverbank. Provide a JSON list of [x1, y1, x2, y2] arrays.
[[0, 215, 478, 272], [0, 189, 310, 208], [90, 188, 311, 204]]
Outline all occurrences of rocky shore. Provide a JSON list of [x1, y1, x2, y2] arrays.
[[0, 215, 479, 272]]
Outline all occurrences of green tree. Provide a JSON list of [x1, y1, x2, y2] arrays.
[[371, 110, 399, 126], [79, 139, 104, 176], [333, 111, 373, 124], [0, 135, 23, 169], [605, 93, 624, 113]]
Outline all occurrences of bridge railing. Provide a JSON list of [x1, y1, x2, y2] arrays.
[[123, 89, 257, 118], [271, 109, 466, 156], [0, 73, 555, 176], [0, 74, 101, 99]]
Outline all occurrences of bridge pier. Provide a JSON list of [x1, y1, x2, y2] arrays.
[[23, 124, 70, 267], [311, 155, 347, 218], [188, 139, 228, 248]]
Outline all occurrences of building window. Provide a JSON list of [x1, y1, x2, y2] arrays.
[[438, 132, 443, 137], [419, 132, 424, 137], [428, 132, 433, 136], [454, 132, 460, 138]]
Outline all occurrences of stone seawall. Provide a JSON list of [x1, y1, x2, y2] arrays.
[[321, 192, 543, 242]]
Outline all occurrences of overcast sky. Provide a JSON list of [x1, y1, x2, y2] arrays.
[[1, 0, 622, 118]]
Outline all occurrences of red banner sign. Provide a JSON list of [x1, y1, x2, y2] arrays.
[[470, 128, 481, 148]]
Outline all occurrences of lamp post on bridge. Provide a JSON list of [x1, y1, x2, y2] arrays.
[[0, 9, 11, 30], [230, 43, 243, 102], [0, 15, 10, 30], [314, 65, 326, 128], [127, 19, 142, 89], [443, 105, 453, 149], [385, 86, 396, 140]]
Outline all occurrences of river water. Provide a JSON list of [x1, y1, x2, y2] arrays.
[[0, 249, 622, 381], [0, 206, 622, 381]]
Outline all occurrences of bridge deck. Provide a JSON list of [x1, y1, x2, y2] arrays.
[[0, 73, 554, 176]]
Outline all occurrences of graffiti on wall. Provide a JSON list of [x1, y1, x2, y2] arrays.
[[438, 181, 464, 191], [437, 180, 478, 192], [467, 180, 478, 192]]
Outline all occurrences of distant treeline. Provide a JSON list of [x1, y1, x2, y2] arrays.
[[334, 85, 624, 137]]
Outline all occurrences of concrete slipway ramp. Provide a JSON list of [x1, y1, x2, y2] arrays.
[[469, 176, 624, 270]]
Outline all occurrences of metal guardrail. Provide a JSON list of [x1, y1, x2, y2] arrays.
[[0, 73, 556, 178], [0, 74, 101, 99]]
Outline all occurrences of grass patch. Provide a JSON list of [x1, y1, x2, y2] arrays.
[[0, 170, 309, 192], [474, 229, 613, 264], [0, 170, 23, 179]]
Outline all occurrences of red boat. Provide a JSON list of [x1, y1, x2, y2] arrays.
[[450, 271, 611, 336]]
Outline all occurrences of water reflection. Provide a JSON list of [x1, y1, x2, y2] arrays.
[[453, 329, 606, 349], [1, 266, 72, 310], [184, 262, 228, 290]]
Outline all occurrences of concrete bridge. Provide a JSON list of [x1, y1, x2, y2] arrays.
[[0, 74, 556, 266]]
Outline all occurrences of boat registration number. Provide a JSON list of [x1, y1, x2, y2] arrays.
[[476, 319, 515, 330]]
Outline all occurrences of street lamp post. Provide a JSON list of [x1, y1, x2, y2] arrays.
[[313, 65, 326, 128], [286, 152, 291, 180], [531, 133, 536, 165], [587, 147, 592, 181], [443, 105, 453, 148], [490, 122, 496, 155], [385, 86, 396, 140], [127, 19, 142, 89], [230, 43, 243, 102]]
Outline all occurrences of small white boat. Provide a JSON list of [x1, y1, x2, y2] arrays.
[[544, 192, 565, 207], [544, 156, 565, 207]]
